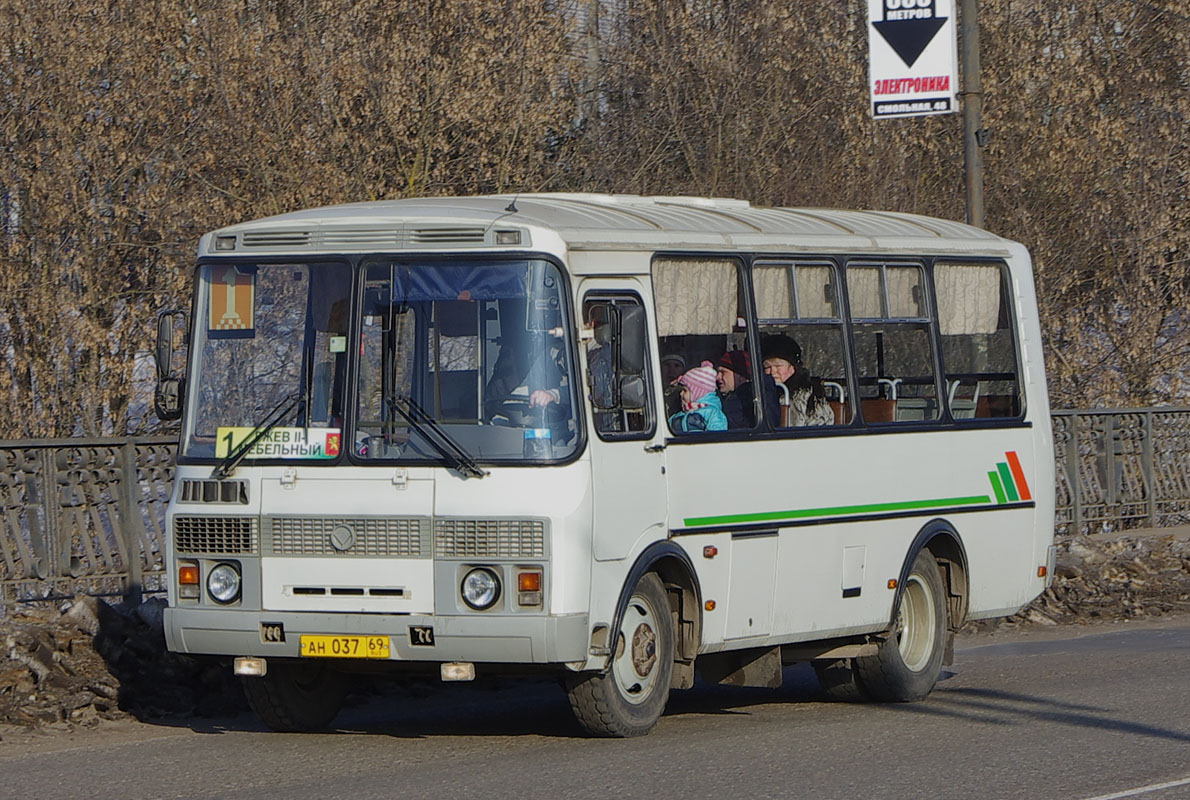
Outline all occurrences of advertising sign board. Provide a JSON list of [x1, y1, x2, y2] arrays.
[[868, 0, 959, 119]]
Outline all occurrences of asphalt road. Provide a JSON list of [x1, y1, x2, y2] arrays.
[[4, 617, 1188, 800]]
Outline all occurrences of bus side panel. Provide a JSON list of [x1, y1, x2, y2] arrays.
[[665, 427, 1048, 649]]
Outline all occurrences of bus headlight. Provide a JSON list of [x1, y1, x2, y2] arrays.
[[461, 568, 500, 610], [207, 562, 242, 604]]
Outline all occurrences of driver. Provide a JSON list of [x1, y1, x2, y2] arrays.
[[530, 387, 561, 408], [485, 333, 568, 417]]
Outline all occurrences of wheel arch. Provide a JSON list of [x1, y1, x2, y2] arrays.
[[610, 540, 703, 689], [890, 518, 970, 632]]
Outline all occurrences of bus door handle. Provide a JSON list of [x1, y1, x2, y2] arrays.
[[644, 443, 666, 453]]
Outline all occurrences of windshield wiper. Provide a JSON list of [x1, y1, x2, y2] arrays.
[[388, 395, 487, 479], [211, 392, 305, 480]]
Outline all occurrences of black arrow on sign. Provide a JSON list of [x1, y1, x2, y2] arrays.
[[873, 2, 948, 68]]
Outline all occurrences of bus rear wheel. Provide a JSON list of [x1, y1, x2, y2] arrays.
[[242, 661, 348, 732], [565, 572, 674, 737], [854, 551, 946, 702]]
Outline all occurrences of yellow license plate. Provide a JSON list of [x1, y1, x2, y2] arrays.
[[299, 635, 390, 659]]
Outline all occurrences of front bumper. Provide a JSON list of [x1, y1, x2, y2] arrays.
[[165, 606, 590, 665]]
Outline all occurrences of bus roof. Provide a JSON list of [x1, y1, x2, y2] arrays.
[[201, 193, 1017, 257]]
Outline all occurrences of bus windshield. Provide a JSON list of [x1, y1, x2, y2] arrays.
[[353, 259, 580, 464], [183, 261, 354, 461]]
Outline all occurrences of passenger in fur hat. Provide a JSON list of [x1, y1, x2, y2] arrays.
[[761, 334, 833, 427]]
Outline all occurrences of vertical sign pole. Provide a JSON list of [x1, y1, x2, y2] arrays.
[[960, 0, 985, 228], [584, 0, 600, 127]]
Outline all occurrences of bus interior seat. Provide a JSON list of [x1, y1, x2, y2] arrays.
[[976, 395, 1017, 418], [861, 398, 896, 423], [774, 381, 792, 427], [895, 397, 936, 421], [948, 379, 981, 420], [823, 380, 850, 425], [436, 370, 479, 420]]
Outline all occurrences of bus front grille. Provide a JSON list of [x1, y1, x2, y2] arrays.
[[266, 517, 430, 557], [434, 519, 547, 558], [174, 515, 259, 555]]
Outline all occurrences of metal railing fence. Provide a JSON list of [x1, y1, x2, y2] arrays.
[[2, 409, 1188, 606], [1052, 408, 1190, 535], [0, 437, 174, 607]]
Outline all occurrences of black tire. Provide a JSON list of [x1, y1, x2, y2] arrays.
[[812, 658, 870, 701], [565, 573, 674, 738], [854, 551, 947, 702], [242, 661, 349, 732]]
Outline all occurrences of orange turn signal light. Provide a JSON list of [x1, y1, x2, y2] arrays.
[[179, 564, 199, 585], [1037, 566, 1047, 578], [704, 600, 716, 611], [703, 545, 718, 559], [517, 571, 541, 592], [887, 579, 898, 590]]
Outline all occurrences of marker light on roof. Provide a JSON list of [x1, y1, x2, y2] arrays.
[[495, 230, 521, 245], [215, 235, 237, 251]]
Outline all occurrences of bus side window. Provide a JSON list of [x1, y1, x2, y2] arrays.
[[755, 261, 850, 428], [653, 257, 752, 433], [935, 262, 1023, 419], [583, 294, 654, 439], [847, 263, 940, 424]]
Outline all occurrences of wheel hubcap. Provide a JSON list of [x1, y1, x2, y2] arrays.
[[612, 596, 660, 704], [632, 623, 657, 677], [896, 574, 937, 672]]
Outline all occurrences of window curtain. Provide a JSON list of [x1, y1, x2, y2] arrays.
[[795, 264, 837, 319], [754, 264, 793, 320], [936, 264, 1001, 335], [654, 258, 739, 336], [846, 266, 883, 318]]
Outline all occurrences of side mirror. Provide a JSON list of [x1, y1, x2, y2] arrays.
[[590, 304, 614, 344], [155, 310, 185, 381], [155, 378, 184, 421], [619, 375, 647, 410], [617, 304, 646, 375], [155, 310, 187, 421], [155, 314, 173, 381]]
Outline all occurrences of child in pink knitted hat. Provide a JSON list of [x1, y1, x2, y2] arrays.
[[669, 361, 728, 432]]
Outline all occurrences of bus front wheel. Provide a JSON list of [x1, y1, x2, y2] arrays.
[[854, 551, 946, 702], [242, 661, 348, 732], [565, 572, 674, 737]]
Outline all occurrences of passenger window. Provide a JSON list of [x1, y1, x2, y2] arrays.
[[847, 263, 939, 423], [582, 295, 654, 439], [755, 261, 850, 427], [935, 262, 1022, 419], [653, 257, 754, 433]]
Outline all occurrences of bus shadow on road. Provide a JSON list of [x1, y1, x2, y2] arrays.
[[879, 685, 1190, 744], [161, 663, 839, 739]]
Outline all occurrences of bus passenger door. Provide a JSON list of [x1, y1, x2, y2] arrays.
[[580, 284, 667, 562]]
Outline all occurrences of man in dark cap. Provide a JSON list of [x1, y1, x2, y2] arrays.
[[716, 349, 779, 429]]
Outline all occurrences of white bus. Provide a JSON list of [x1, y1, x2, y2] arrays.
[[155, 194, 1055, 737]]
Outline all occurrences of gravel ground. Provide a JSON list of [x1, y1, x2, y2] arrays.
[[2, 530, 1188, 732], [964, 529, 1190, 631]]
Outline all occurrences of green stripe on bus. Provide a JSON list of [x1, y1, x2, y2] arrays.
[[988, 470, 1007, 504], [683, 495, 994, 528], [997, 462, 1019, 502]]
